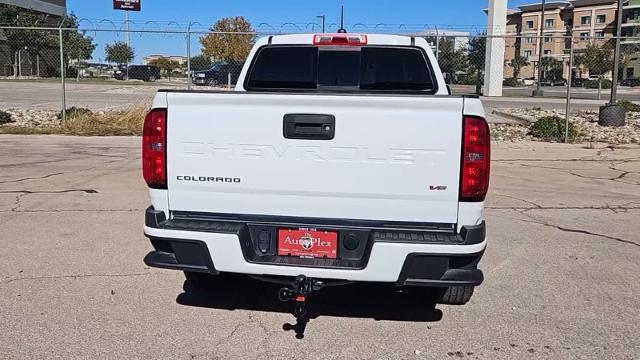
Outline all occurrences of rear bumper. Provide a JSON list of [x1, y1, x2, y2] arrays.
[[143, 208, 486, 286]]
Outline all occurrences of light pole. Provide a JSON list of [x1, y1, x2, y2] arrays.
[[610, 0, 625, 104], [534, 0, 546, 96], [317, 15, 325, 33], [598, 0, 627, 127]]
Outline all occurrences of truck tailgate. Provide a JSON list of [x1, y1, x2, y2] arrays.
[[165, 92, 463, 224]]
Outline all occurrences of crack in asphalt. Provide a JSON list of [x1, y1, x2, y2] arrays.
[[493, 157, 640, 163], [0, 189, 99, 195], [0, 272, 157, 285], [0, 208, 145, 213], [0, 189, 98, 212], [512, 209, 640, 248], [487, 205, 640, 213], [0, 172, 65, 184], [497, 158, 640, 185]]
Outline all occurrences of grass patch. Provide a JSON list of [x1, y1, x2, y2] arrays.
[[617, 100, 640, 113], [0, 110, 13, 125], [58, 106, 92, 120], [0, 106, 148, 136], [528, 116, 579, 142]]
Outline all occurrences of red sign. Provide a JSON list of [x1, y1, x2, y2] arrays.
[[113, 0, 141, 11], [278, 229, 338, 259]]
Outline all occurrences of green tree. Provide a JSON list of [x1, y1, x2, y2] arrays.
[[148, 57, 181, 78], [572, 53, 586, 79], [190, 54, 212, 71], [581, 43, 613, 77], [438, 38, 468, 83], [467, 35, 486, 95], [508, 55, 530, 79], [60, 14, 97, 81], [105, 41, 134, 65], [540, 57, 563, 81], [200, 16, 255, 63]]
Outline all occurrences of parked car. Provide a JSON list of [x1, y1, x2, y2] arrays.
[[192, 63, 242, 86], [540, 77, 567, 87], [620, 77, 640, 87], [522, 77, 536, 86], [571, 78, 586, 88], [142, 33, 490, 312], [113, 65, 160, 82]]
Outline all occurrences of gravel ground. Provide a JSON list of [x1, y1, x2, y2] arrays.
[[1, 109, 60, 128], [494, 108, 640, 144], [3, 106, 640, 145]]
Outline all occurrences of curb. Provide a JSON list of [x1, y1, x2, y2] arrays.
[[491, 110, 533, 125]]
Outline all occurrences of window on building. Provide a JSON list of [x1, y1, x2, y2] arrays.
[[595, 31, 605, 38], [543, 50, 552, 55], [544, 34, 553, 43], [545, 19, 554, 28], [526, 36, 535, 44], [526, 20, 534, 29], [580, 32, 590, 40], [596, 14, 606, 24], [524, 50, 532, 59], [581, 16, 591, 25]]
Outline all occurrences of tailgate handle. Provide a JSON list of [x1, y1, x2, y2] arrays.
[[283, 114, 335, 140]]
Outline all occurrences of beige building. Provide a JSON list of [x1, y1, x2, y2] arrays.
[[502, 0, 617, 80], [143, 55, 188, 66]]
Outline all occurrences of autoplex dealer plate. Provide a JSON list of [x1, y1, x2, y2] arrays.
[[277, 228, 338, 259]]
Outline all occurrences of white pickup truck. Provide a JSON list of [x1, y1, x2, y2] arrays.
[[142, 33, 490, 310]]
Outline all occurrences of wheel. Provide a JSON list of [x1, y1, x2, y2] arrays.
[[148, 76, 157, 82], [207, 79, 219, 87], [435, 286, 475, 305]]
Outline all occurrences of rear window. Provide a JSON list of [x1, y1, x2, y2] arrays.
[[246, 46, 435, 92]]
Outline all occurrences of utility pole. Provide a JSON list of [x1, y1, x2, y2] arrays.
[[125, 10, 130, 78], [534, 0, 546, 96], [125, 10, 130, 47], [610, 0, 624, 103], [317, 15, 325, 33]]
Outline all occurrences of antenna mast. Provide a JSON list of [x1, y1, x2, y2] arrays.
[[338, 5, 346, 33]]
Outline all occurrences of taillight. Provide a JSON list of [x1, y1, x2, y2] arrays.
[[313, 34, 368, 46], [460, 116, 490, 202], [142, 108, 167, 189]]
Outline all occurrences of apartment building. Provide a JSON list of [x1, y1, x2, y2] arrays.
[[502, 0, 617, 80], [621, 0, 640, 78]]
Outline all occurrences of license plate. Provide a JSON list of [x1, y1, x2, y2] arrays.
[[277, 228, 338, 259]]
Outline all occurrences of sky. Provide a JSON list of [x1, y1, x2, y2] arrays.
[[65, 0, 535, 63]]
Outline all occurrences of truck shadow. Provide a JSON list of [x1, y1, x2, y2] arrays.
[[176, 274, 443, 339]]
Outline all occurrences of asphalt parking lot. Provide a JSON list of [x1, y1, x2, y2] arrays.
[[0, 135, 639, 359], [0, 80, 629, 113]]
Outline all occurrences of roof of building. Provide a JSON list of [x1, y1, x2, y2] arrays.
[[0, 0, 66, 17]]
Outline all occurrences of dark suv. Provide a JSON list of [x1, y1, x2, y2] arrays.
[[192, 63, 242, 86], [114, 65, 161, 82]]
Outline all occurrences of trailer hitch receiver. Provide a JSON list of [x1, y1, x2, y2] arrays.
[[278, 275, 324, 317]]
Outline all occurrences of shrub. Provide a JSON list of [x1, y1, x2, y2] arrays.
[[528, 116, 579, 142], [617, 100, 640, 113], [584, 79, 612, 89], [0, 110, 13, 125], [57, 107, 93, 120], [503, 77, 524, 87]]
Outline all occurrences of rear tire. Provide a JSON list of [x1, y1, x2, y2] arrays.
[[435, 286, 474, 305]]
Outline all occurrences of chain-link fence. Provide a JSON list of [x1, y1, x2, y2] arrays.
[[1, 25, 640, 121]]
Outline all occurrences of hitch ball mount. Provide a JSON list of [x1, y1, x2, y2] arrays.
[[278, 274, 325, 317]]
